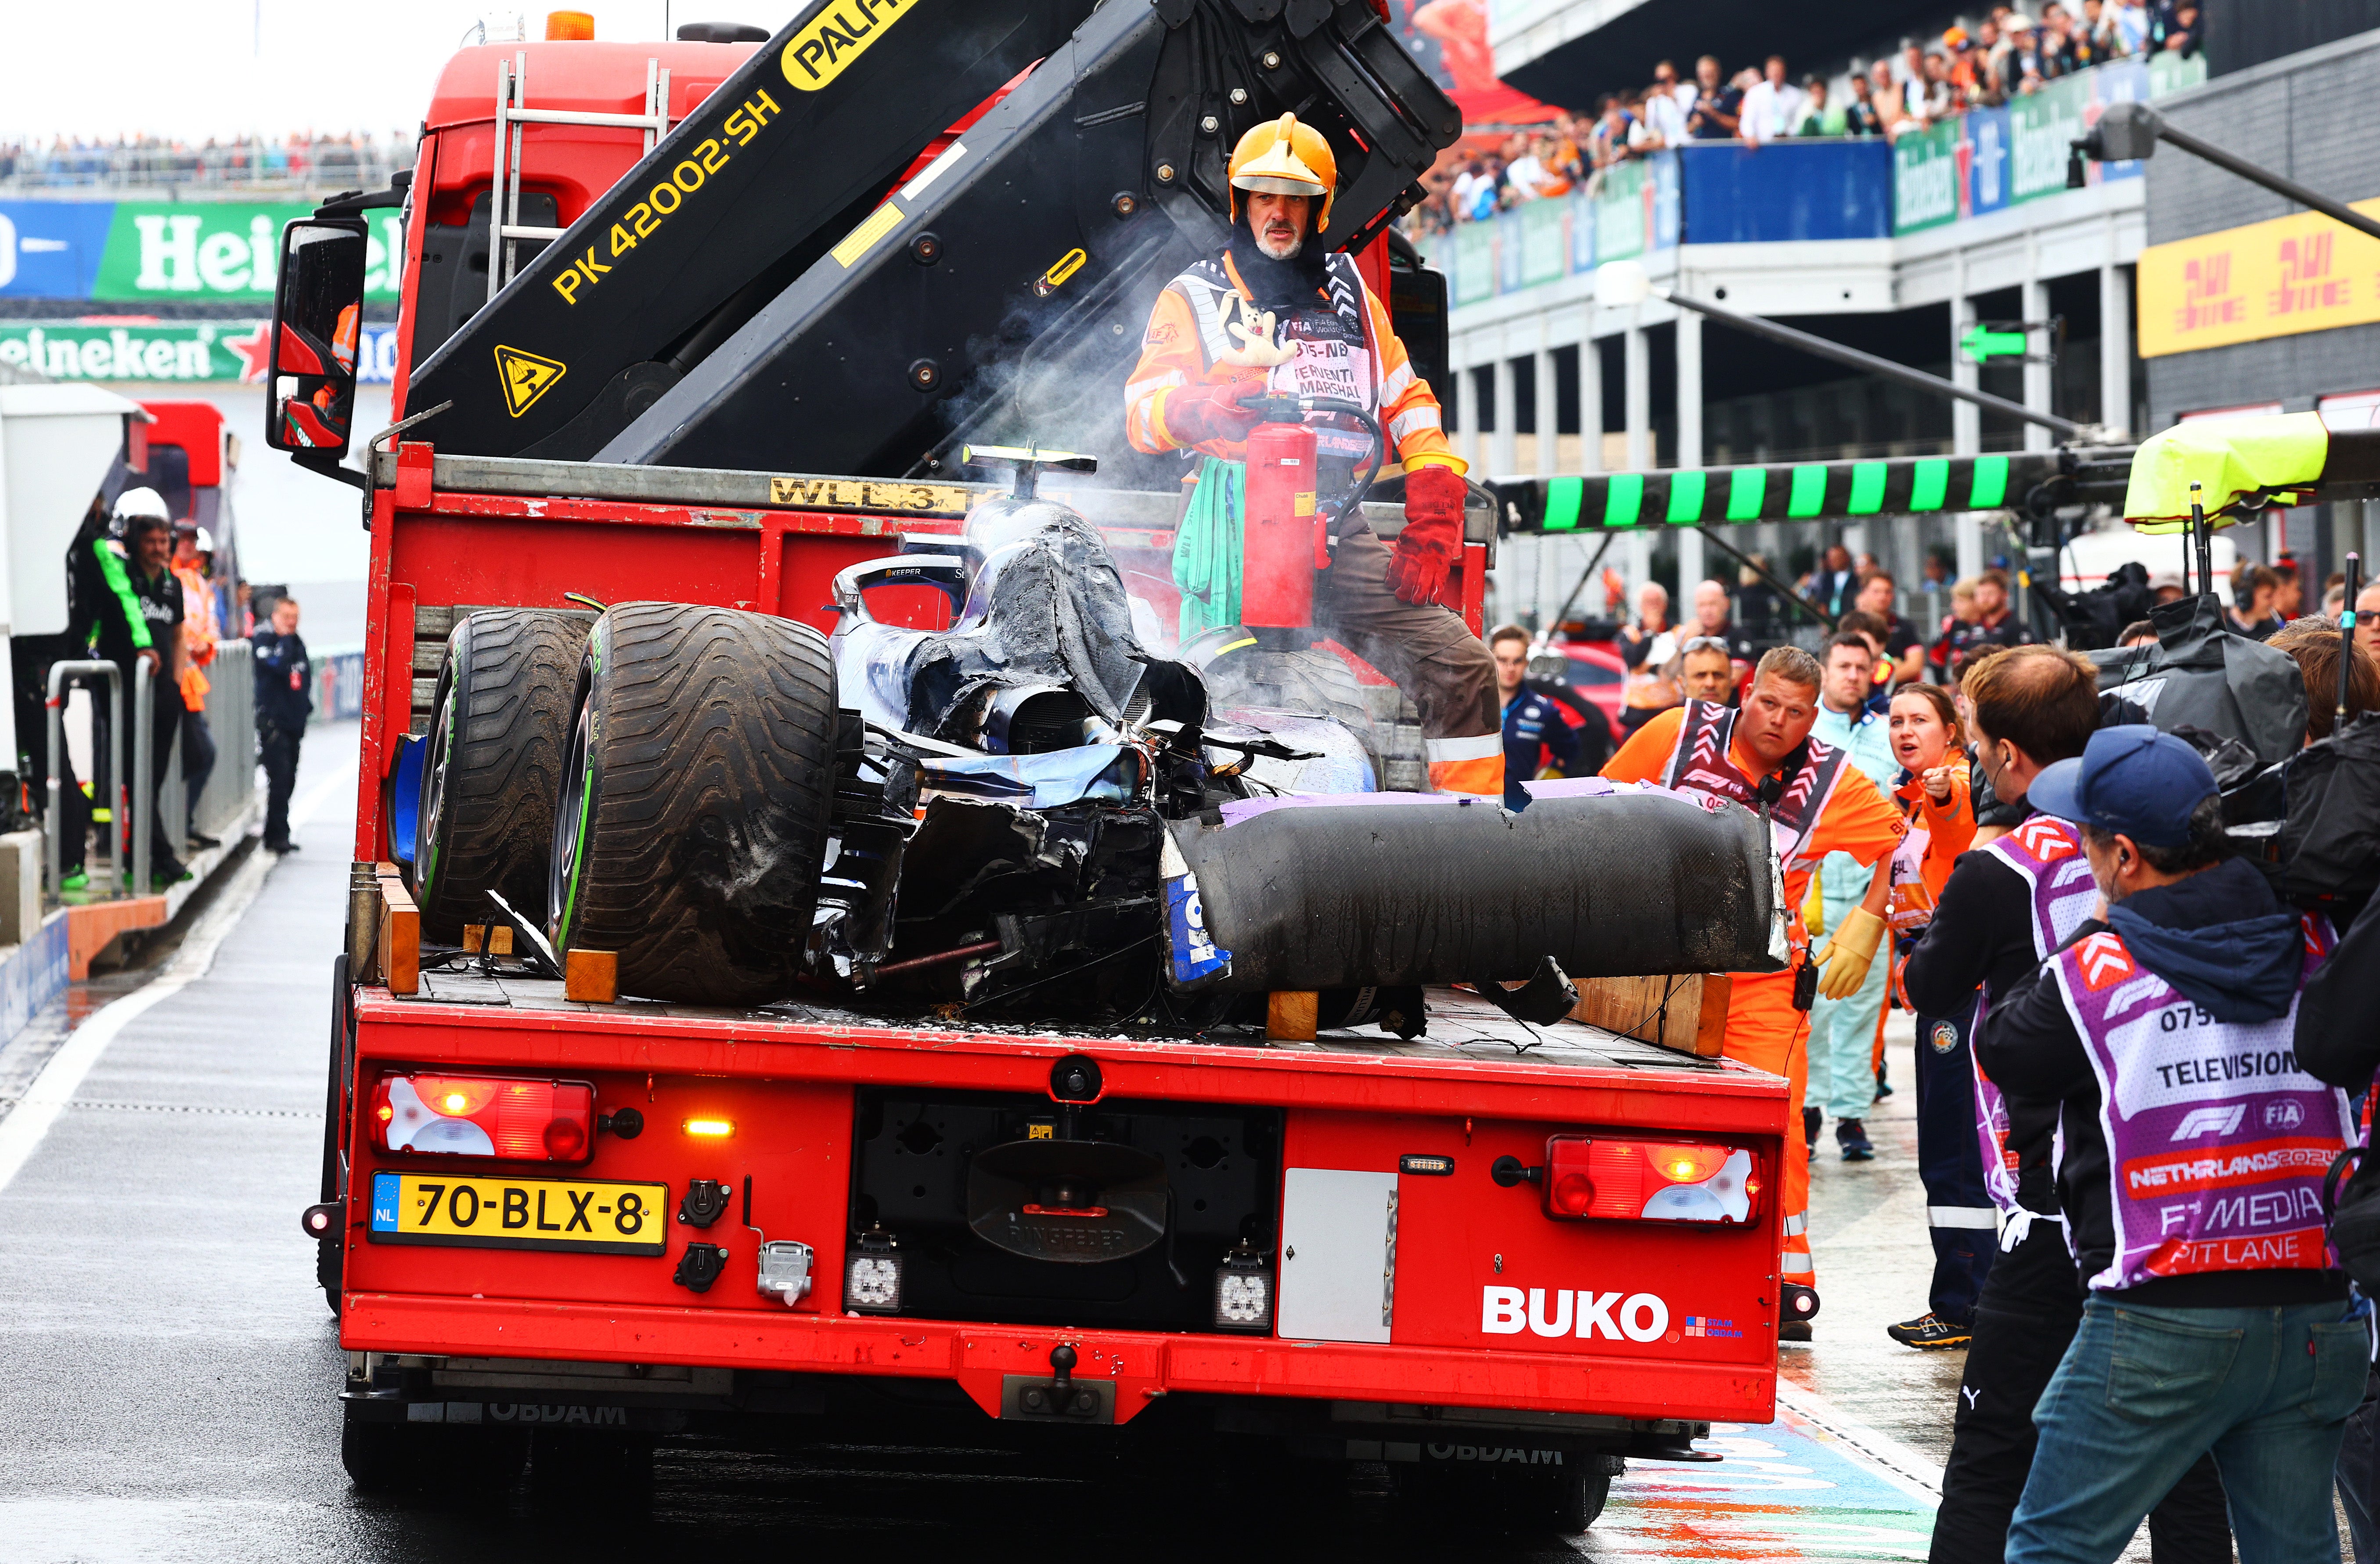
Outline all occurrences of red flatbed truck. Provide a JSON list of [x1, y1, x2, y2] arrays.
[[286, 7, 1791, 1529]]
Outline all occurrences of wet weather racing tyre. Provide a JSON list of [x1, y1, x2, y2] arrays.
[[549, 603, 836, 1006], [413, 609, 592, 941]]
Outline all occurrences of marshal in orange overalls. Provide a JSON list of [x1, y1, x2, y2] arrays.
[[1604, 702, 1905, 1290]]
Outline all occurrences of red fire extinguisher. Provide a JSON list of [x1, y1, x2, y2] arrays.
[[1238, 395, 1333, 634]]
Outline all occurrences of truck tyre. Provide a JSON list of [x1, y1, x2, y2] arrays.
[[341, 1418, 525, 1496], [1395, 1459, 1610, 1535], [548, 603, 836, 1005], [319, 953, 350, 1317], [414, 609, 592, 941], [528, 1431, 655, 1511], [341, 1418, 411, 1493]]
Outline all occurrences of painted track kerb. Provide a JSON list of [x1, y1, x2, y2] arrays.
[[0, 762, 356, 1198], [1777, 1382, 1946, 1503]]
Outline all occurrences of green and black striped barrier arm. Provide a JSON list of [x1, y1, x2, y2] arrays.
[[1487, 448, 2134, 534]]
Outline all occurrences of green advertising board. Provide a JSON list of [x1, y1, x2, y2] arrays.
[[1593, 159, 1648, 262], [1452, 222, 1495, 306], [0, 319, 269, 382], [85, 205, 405, 303], [2148, 51, 2207, 96], [2008, 71, 2092, 204], [1893, 119, 1962, 233], [1518, 197, 1567, 288]]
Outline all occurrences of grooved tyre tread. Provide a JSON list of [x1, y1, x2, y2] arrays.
[[414, 609, 592, 940], [552, 603, 836, 1006]]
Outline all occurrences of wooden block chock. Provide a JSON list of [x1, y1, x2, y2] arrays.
[[461, 924, 513, 956], [1569, 973, 1732, 1058], [1266, 990, 1319, 1041], [373, 861, 419, 997], [565, 948, 619, 1004]]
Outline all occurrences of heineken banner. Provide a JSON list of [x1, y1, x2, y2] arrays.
[[0, 202, 407, 303], [0, 319, 401, 384]]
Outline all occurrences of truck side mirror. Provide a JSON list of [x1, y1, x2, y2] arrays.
[[266, 218, 368, 463]]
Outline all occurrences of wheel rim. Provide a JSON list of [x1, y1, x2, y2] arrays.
[[548, 701, 593, 950], [415, 676, 457, 897]]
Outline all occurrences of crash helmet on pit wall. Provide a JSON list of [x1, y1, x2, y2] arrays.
[[1228, 113, 1337, 232]]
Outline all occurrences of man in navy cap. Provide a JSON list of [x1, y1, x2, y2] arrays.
[[1978, 727, 2362, 1564]]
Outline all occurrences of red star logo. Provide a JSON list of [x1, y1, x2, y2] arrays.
[[222, 321, 272, 384]]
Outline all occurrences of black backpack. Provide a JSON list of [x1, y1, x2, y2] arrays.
[[2325, 1133, 2380, 1294], [2279, 712, 2380, 925]]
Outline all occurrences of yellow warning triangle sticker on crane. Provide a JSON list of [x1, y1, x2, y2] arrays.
[[493, 345, 567, 417]]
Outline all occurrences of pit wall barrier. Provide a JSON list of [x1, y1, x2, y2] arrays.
[[40, 638, 265, 987]]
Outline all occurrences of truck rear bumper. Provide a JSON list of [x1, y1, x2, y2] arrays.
[[342, 1291, 1775, 1426]]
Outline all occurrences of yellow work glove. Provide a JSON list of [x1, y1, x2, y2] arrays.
[[1801, 868, 1826, 939], [1814, 906, 1887, 1002]]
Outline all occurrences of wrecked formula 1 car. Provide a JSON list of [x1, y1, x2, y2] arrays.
[[415, 453, 1786, 1029], [797, 454, 1785, 1029]]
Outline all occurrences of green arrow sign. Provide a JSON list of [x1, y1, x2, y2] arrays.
[[1961, 323, 2030, 363]]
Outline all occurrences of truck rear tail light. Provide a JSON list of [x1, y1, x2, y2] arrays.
[[1541, 1135, 1759, 1224], [371, 1073, 595, 1164]]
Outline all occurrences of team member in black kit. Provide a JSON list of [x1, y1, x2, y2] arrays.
[[80, 490, 189, 888], [1905, 645, 2228, 1564], [252, 596, 312, 854]]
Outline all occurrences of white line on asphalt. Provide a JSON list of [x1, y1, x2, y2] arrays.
[[1777, 1382, 1946, 1505], [0, 757, 357, 1200], [287, 760, 353, 834]]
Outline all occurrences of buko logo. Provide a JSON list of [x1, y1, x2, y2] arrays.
[[1482, 1286, 1670, 1342]]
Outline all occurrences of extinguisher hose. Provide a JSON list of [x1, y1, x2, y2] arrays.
[[1289, 396, 1385, 550]]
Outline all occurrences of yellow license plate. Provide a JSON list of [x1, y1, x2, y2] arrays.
[[367, 1171, 670, 1256]]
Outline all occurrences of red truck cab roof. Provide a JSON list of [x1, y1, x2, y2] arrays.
[[418, 40, 757, 230]]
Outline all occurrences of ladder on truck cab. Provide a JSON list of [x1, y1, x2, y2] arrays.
[[487, 52, 673, 303]]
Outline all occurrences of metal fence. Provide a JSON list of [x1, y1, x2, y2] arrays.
[[0, 142, 414, 195], [47, 642, 261, 901], [162, 640, 259, 846]]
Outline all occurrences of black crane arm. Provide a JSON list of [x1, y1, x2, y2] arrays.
[[593, 0, 1461, 485], [401, 0, 1108, 460]]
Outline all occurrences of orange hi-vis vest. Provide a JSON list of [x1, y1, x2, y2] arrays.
[[1123, 249, 1460, 482]]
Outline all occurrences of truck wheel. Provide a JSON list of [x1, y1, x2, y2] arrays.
[[414, 609, 591, 941], [341, 1418, 411, 1493], [1557, 1469, 1613, 1533], [1395, 1460, 1610, 1535], [342, 1418, 526, 1495], [528, 1431, 655, 1511], [548, 603, 836, 1005], [315, 1233, 342, 1319]]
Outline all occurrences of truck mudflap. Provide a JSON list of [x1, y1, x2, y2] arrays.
[[1164, 780, 1784, 994]]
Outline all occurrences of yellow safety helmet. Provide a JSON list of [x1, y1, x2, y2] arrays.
[[1228, 113, 1338, 232]]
